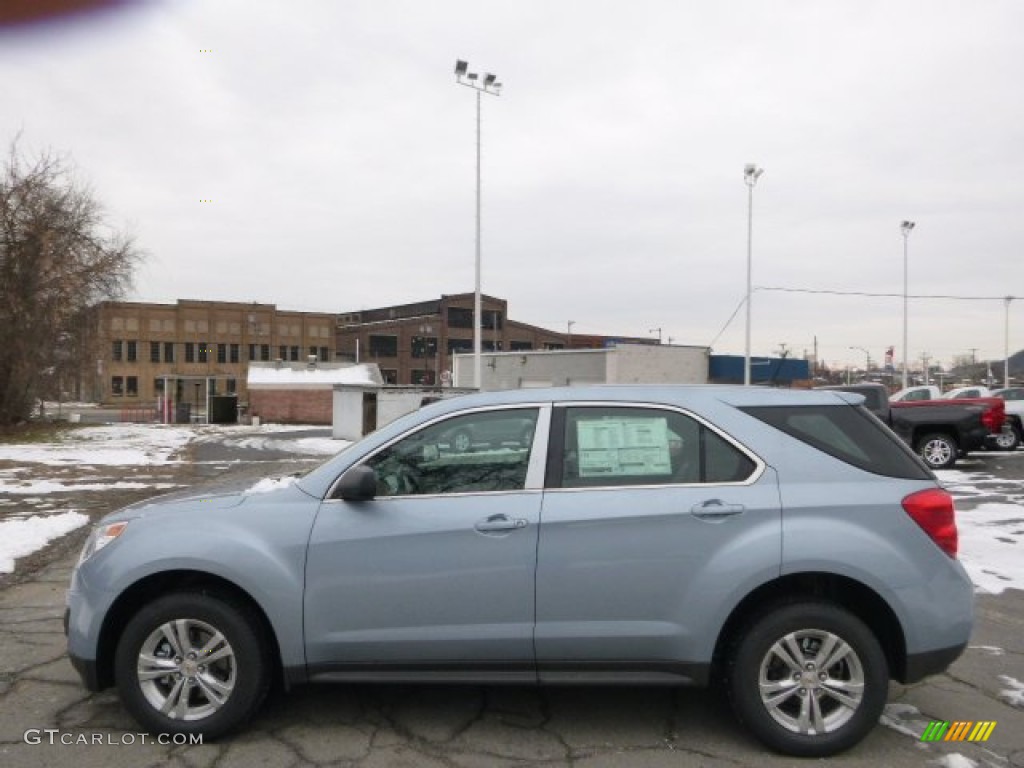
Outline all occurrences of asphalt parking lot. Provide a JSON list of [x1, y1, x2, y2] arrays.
[[1, 428, 1022, 768]]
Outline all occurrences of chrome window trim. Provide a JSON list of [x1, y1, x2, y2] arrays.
[[551, 400, 765, 490], [325, 403, 551, 500]]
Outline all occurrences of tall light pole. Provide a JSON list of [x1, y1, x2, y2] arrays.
[[1005, 296, 1014, 388], [567, 320, 575, 348], [744, 164, 764, 386], [454, 59, 502, 389], [900, 220, 915, 389], [649, 327, 662, 344]]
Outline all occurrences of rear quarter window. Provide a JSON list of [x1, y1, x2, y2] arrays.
[[741, 404, 932, 480]]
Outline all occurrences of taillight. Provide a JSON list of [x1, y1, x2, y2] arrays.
[[902, 488, 957, 558], [981, 401, 1005, 433]]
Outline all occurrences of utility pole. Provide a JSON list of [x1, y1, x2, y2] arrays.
[[920, 352, 930, 386]]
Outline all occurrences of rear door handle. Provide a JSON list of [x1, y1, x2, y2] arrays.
[[690, 499, 745, 520], [474, 514, 528, 533]]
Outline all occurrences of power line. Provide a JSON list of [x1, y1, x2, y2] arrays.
[[756, 286, 1017, 301]]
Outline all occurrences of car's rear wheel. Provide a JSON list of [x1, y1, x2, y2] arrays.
[[917, 432, 958, 469], [992, 423, 1020, 451], [728, 601, 888, 757], [114, 592, 270, 739]]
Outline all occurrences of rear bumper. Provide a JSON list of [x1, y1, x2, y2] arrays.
[[902, 642, 968, 683]]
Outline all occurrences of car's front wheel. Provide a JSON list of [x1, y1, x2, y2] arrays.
[[728, 601, 888, 757], [114, 592, 270, 739]]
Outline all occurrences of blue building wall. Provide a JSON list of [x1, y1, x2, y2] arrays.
[[709, 355, 810, 384]]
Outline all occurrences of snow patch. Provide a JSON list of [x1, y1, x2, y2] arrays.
[[0, 425, 192, 466], [956, 502, 1024, 594], [879, 702, 928, 739], [0, 511, 89, 573], [0, 480, 180, 494], [246, 476, 297, 494], [998, 675, 1024, 708], [930, 755, 978, 768], [967, 645, 1005, 656]]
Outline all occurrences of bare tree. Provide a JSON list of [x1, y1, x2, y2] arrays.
[[0, 141, 140, 425]]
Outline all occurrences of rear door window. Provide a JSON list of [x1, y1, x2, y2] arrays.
[[552, 406, 757, 488], [741, 404, 932, 479]]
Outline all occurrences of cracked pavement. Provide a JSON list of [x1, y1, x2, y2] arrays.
[[1, 436, 1023, 767]]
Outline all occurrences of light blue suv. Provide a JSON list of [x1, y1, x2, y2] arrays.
[[65, 386, 974, 756]]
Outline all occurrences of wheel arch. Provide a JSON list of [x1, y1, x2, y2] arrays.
[[95, 570, 286, 691], [711, 572, 907, 682]]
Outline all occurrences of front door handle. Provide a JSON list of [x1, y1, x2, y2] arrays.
[[474, 514, 528, 533], [690, 499, 745, 520]]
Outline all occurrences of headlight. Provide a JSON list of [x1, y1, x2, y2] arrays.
[[78, 521, 130, 564]]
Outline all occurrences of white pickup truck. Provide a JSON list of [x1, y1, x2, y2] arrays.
[[890, 385, 1023, 450]]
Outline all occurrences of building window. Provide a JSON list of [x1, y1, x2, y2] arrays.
[[447, 307, 473, 329], [447, 338, 473, 355], [185, 342, 195, 363], [483, 340, 502, 352], [126, 376, 138, 397], [217, 344, 227, 364], [411, 370, 436, 386], [248, 344, 257, 361], [226, 378, 237, 394], [279, 345, 287, 360], [289, 346, 299, 361], [198, 342, 209, 363], [126, 341, 137, 362], [111, 376, 124, 396], [150, 342, 160, 363], [543, 342, 565, 350], [309, 346, 318, 358], [260, 344, 270, 361], [163, 342, 175, 363], [380, 369, 398, 385], [483, 311, 503, 330], [112, 340, 123, 361], [411, 336, 438, 358], [368, 335, 398, 358], [510, 340, 533, 351], [319, 346, 329, 361], [154, 378, 165, 394], [230, 344, 239, 363]]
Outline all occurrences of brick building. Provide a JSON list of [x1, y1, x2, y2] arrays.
[[335, 293, 652, 387], [87, 300, 336, 407], [247, 362, 382, 425]]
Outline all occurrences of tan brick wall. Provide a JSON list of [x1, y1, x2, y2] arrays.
[[249, 390, 333, 425]]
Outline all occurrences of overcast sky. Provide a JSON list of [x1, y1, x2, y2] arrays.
[[2, 0, 1022, 370]]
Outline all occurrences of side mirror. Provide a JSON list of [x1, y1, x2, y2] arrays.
[[336, 465, 377, 501]]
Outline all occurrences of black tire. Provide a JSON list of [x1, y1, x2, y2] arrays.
[[916, 432, 958, 470], [727, 601, 888, 757], [114, 592, 270, 739], [992, 423, 1021, 452]]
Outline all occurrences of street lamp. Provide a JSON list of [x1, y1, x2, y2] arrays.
[[900, 220, 915, 389], [649, 327, 662, 344], [744, 164, 764, 386], [454, 59, 502, 389], [849, 345, 870, 374], [1005, 296, 1015, 388]]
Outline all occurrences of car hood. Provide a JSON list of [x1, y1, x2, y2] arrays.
[[101, 474, 315, 522]]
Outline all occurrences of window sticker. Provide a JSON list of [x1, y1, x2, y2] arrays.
[[577, 417, 671, 476]]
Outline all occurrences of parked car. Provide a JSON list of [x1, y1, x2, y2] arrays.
[[988, 388, 1024, 450], [66, 386, 974, 757], [820, 383, 1005, 468]]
